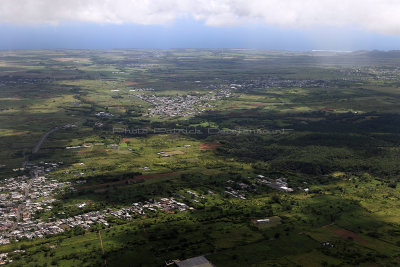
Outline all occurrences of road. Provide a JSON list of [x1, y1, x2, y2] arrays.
[[32, 127, 59, 154], [98, 231, 107, 266], [12, 126, 61, 229]]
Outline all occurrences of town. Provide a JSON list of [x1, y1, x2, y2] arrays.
[[0, 161, 192, 245], [133, 87, 232, 117]]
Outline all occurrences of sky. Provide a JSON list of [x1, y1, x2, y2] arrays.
[[1, 0, 400, 50]]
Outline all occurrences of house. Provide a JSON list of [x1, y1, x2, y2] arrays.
[[175, 256, 214, 267], [279, 186, 294, 192], [322, 242, 334, 248]]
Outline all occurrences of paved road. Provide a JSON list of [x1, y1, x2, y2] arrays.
[[32, 127, 59, 154]]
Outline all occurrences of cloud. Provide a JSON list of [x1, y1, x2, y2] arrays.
[[1, 0, 400, 35]]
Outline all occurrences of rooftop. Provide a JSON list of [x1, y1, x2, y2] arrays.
[[176, 256, 213, 267]]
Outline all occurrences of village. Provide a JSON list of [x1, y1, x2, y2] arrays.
[[0, 77, 54, 86], [0, 161, 192, 246], [248, 77, 331, 89], [222, 175, 299, 200], [96, 77, 333, 119], [203, 78, 332, 93], [133, 86, 232, 117], [224, 179, 253, 200], [253, 175, 296, 192], [0, 162, 70, 244]]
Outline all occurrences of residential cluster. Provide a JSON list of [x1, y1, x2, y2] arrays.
[[59, 210, 109, 228], [0, 163, 71, 244], [133, 86, 231, 117], [224, 180, 255, 200], [253, 175, 294, 192], [68, 197, 192, 227], [0, 166, 192, 244], [135, 94, 214, 117], [183, 190, 208, 204], [126, 63, 160, 68], [65, 144, 93, 150], [0, 77, 53, 85], [129, 88, 155, 92], [336, 67, 400, 81], [131, 197, 193, 214], [95, 111, 113, 117], [233, 78, 330, 90]]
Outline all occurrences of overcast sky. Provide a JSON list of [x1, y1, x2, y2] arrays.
[[1, 0, 400, 50]]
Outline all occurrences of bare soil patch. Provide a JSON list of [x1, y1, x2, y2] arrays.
[[0, 62, 14, 67], [320, 107, 334, 112], [332, 228, 368, 244], [120, 138, 130, 144], [227, 104, 240, 110], [200, 143, 221, 151], [11, 132, 25, 136], [125, 81, 141, 86], [324, 225, 368, 244]]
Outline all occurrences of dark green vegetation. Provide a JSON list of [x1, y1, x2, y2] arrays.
[[1, 49, 400, 266]]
